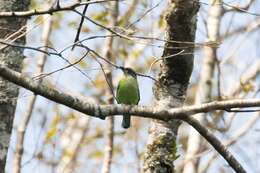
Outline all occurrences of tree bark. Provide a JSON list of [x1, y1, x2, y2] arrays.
[[142, 1, 199, 173], [0, 1, 29, 172]]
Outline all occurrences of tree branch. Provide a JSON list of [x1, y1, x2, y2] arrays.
[[71, 2, 90, 50], [0, 0, 116, 18], [182, 116, 246, 173], [0, 64, 259, 121], [0, 63, 258, 172]]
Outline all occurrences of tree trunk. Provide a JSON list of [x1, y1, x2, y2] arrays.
[[0, 1, 29, 172], [142, 1, 199, 173]]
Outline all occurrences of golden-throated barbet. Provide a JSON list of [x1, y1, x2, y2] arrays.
[[116, 67, 140, 128]]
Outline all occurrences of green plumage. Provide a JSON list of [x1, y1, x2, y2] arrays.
[[116, 68, 140, 128]]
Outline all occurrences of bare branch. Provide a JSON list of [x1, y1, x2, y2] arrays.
[[71, 2, 90, 50], [199, 113, 259, 173], [182, 116, 246, 173], [0, 64, 259, 122], [223, 1, 260, 16], [0, 0, 118, 18], [0, 62, 259, 172]]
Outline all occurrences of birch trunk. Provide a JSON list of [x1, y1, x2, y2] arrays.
[[0, 1, 29, 172]]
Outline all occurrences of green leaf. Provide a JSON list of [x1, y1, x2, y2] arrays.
[[88, 150, 104, 159]]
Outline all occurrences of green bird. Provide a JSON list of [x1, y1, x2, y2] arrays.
[[116, 68, 140, 129]]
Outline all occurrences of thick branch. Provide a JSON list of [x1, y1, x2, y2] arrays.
[[0, 64, 257, 172], [0, 64, 259, 122]]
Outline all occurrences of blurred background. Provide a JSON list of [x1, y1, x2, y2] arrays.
[[7, 0, 260, 172]]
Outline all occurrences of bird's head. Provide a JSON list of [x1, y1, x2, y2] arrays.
[[122, 67, 137, 78]]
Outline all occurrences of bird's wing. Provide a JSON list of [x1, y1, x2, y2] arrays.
[[136, 80, 140, 104], [116, 78, 124, 103]]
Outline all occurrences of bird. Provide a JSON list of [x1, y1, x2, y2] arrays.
[[116, 67, 140, 129]]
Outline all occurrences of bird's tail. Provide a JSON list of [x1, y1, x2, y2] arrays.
[[122, 114, 131, 129]]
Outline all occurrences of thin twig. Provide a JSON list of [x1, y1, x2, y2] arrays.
[[126, 0, 162, 29], [73, 10, 131, 40], [0, 0, 119, 18], [32, 51, 90, 81], [71, 2, 90, 50], [223, 1, 260, 16]]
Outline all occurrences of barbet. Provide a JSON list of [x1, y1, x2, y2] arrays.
[[116, 68, 140, 129]]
